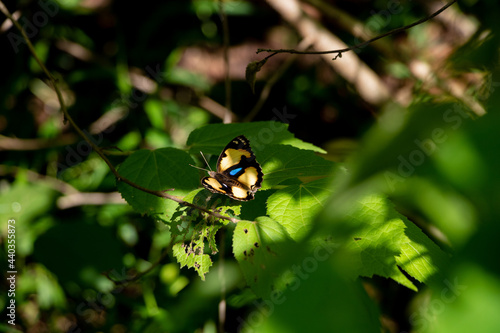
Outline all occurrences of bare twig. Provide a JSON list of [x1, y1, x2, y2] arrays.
[[57, 192, 127, 209], [198, 96, 238, 122], [0, 134, 76, 150], [0, 165, 79, 194], [257, 0, 457, 60], [0, 1, 240, 224]]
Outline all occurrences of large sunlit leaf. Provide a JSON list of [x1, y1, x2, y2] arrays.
[[343, 194, 449, 291], [267, 178, 334, 240], [233, 216, 293, 297]]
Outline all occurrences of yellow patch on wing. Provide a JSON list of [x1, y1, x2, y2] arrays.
[[230, 186, 249, 200], [237, 166, 260, 189], [203, 177, 224, 192], [219, 148, 251, 172]]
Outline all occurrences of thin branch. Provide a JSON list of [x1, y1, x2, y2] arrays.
[[0, 165, 79, 195], [57, 192, 126, 209], [0, 134, 76, 150], [198, 96, 238, 122], [0, 1, 240, 225], [257, 0, 457, 60]]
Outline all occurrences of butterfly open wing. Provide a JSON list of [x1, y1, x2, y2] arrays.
[[201, 136, 263, 201]]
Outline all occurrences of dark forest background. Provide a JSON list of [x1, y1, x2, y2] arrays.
[[1, 1, 500, 332]]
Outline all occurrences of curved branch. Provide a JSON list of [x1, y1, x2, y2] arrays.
[[257, 0, 457, 60], [0, 1, 239, 225]]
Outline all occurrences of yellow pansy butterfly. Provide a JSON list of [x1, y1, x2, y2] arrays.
[[198, 135, 263, 201]]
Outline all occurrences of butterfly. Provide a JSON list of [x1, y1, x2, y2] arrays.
[[197, 135, 263, 201]]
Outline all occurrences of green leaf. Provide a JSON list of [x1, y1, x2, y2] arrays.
[[60, 154, 109, 191], [168, 206, 201, 240], [259, 145, 334, 189], [172, 242, 212, 280], [181, 187, 243, 220], [0, 182, 57, 225], [0, 182, 58, 256], [187, 121, 326, 155], [233, 217, 293, 297], [117, 148, 199, 218], [169, 188, 230, 280], [165, 67, 211, 92], [388, 177, 477, 248], [423, 263, 500, 333], [396, 215, 450, 284], [32, 264, 67, 309], [267, 178, 334, 240], [347, 102, 463, 186], [240, 189, 273, 220], [347, 218, 417, 291], [144, 98, 166, 130], [256, 265, 381, 333], [343, 194, 449, 291], [245, 59, 268, 94]]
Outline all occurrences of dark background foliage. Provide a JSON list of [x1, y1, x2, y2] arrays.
[[1, 0, 500, 332]]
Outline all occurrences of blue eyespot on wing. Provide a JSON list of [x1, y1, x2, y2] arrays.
[[229, 167, 243, 176]]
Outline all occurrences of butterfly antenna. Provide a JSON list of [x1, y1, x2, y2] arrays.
[[189, 164, 209, 172], [188, 151, 212, 172], [199, 151, 213, 171]]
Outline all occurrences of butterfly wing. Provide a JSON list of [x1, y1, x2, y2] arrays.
[[201, 136, 263, 201], [202, 172, 256, 201], [217, 136, 263, 192]]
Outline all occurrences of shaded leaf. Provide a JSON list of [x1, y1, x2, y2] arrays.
[[259, 145, 334, 189], [187, 121, 326, 155], [245, 58, 268, 94], [117, 148, 199, 218]]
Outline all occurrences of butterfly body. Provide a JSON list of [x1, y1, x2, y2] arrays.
[[201, 136, 263, 201]]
